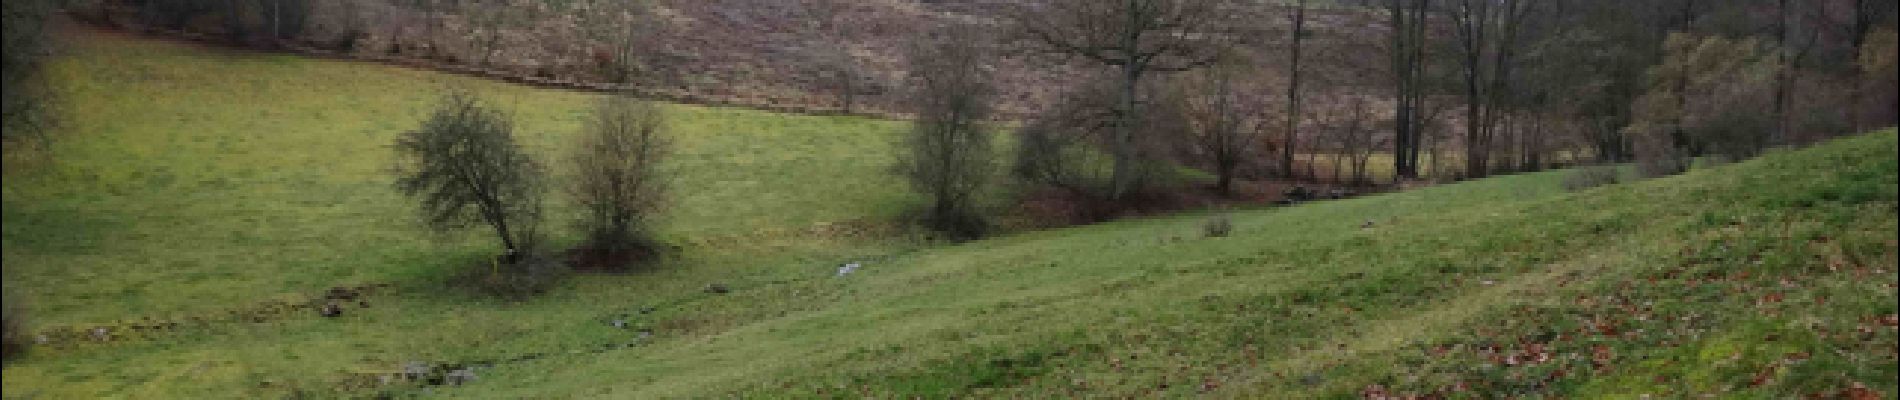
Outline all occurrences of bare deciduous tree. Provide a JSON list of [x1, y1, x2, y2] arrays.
[[1013, 77, 1127, 199], [1013, 0, 1234, 201], [580, 0, 665, 84], [464, 0, 513, 67], [898, 23, 998, 238], [394, 90, 546, 263], [570, 95, 669, 255], [254, 0, 312, 42], [799, 0, 870, 113], [1385, 0, 1431, 179], [1282, 0, 1310, 179], [1174, 63, 1264, 195], [1446, 0, 1537, 178]]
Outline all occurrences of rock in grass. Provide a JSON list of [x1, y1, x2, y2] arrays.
[[402, 361, 432, 381], [319, 303, 343, 318], [1203, 215, 1233, 238], [444, 369, 478, 386]]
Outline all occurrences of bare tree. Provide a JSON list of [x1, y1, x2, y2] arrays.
[[1385, 0, 1431, 179], [570, 95, 669, 255], [394, 90, 546, 263], [800, 0, 867, 113], [1013, 77, 1129, 199], [1343, 95, 1382, 185], [811, 44, 867, 113], [464, 0, 513, 67], [1282, 0, 1309, 179], [1176, 63, 1264, 195], [898, 23, 999, 238], [1446, 0, 1535, 178], [254, 0, 311, 42], [1771, 0, 1825, 145], [579, 0, 664, 84], [1312, 94, 1378, 185], [1014, 0, 1233, 201]]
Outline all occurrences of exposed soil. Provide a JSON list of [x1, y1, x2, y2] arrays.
[[564, 245, 661, 273]]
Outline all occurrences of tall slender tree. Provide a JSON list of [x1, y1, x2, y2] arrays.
[[1447, 0, 1535, 178], [1282, 0, 1308, 179], [1386, 0, 1430, 179]]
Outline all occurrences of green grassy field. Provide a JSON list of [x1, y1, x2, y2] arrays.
[[4, 29, 1897, 399]]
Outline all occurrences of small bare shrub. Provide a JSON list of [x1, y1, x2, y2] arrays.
[[1631, 126, 1691, 178], [1203, 215, 1233, 238], [570, 94, 669, 264], [1563, 166, 1623, 192]]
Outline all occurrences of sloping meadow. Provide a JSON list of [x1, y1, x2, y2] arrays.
[[3, 28, 1895, 398]]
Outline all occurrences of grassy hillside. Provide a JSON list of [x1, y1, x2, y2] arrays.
[[2, 29, 931, 397], [4, 28, 928, 323], [4, 29, 1897, 398]]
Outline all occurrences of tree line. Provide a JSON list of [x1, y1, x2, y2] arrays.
[[907, 0, 1898, 238]]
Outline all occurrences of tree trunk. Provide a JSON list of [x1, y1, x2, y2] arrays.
[[1283, 0, 1307, 179], [1456, 0, 1491, 179], [1216, 165, 1234, 195], [1389, 0, 1428, 180], [491, 212, 518, 263], [1773, 0, 1790, 145], [842, 66, 856, 113], [1850, 0, 1870, 133], [271, 0, 281, 41], [1520, 114, 1535, 169], [1110, 62, 1141, 201]]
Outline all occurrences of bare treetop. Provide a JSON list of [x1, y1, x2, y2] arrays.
[[1014, 0, 1235, 73]]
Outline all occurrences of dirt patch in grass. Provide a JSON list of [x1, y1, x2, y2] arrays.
[[563, 246, 661, 273]]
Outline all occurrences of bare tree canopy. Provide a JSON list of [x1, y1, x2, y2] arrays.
[[899, 22, 999, 239], [1173, 63, 1267, 195], [570, 95, 670, 254], [1013, 0, 1237, 201]]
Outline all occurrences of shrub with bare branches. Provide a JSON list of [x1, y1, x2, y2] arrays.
[[897, 22, 999, 239], [570, 95, 670, 259]]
